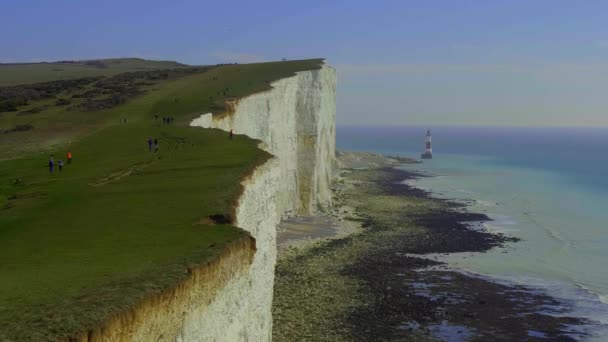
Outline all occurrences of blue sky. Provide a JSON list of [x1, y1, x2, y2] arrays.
[[2, 0, 608, 126]]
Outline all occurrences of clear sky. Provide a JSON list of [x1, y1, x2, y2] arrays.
[[2, 0, 608, 127]]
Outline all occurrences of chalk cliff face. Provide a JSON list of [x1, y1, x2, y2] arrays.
[[184, 63, 336, 341]]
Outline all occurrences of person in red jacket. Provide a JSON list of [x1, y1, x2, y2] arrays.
[[66, 151, 72, 164]]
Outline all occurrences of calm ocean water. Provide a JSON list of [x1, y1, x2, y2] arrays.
[[338, 125, 608, 339]]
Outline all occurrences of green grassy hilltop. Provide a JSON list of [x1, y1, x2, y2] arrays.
[[0, 58, 188, 86], [0, 58, 323, 340]]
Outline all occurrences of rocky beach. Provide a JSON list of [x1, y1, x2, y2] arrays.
[[272, 152, 590, 341]]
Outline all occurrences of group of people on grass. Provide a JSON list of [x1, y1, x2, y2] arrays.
[[47, 117, 236, 174], [48, 151, 72, 174], [147, 138, 159, 152], [144, 130, 234, 154], [154, 114, 174, 124]]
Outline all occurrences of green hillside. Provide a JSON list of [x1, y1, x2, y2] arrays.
[[0, 58, 323, 340], [0, 58, 188, 86]]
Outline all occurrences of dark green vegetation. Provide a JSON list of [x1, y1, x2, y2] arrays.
[[0, 58, 323, 340], [0, 68, 205, 115]]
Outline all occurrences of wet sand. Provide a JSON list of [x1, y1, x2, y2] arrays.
[[273, 153, 590, 341]]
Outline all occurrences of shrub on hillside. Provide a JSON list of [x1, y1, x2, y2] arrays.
[[55, 98, 70, 106], [0, 101, 19, 112], [3, 124, 34, 134], [17, 106, 48, 116]]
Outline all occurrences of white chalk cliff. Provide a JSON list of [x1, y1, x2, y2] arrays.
[[185, 63, 337, 341]]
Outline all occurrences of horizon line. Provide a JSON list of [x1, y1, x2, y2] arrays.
[[336, 123, 608, 129]]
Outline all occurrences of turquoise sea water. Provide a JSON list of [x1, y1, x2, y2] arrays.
[[338, 126, 608, 339]]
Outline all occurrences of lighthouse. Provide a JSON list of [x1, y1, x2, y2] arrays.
[[421, 129, 433, 159]]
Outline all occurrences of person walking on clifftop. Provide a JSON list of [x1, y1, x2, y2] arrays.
[[67, 151, 72, 164], [229, 129, 234, 140], [48, 156, 54, 174]]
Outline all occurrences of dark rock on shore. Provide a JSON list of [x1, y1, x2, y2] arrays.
[[346, 167, 586, 341]]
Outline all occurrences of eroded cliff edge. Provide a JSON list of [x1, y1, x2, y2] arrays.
[[186, 63, 336, 341], [192, 63, 337, 217]]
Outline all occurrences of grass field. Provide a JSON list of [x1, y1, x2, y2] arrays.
[[0, 58, 323, 340]]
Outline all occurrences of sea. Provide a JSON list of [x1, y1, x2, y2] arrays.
[[338, 125, 608, 340]]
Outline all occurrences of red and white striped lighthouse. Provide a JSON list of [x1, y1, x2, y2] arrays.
[[421, 129, 433, 159]]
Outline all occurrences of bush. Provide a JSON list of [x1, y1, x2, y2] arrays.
[[3, 124, 34, 134], [55, 98, 70, 106], [0, 101, 19, 113], [17, 107, 43, 116]]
